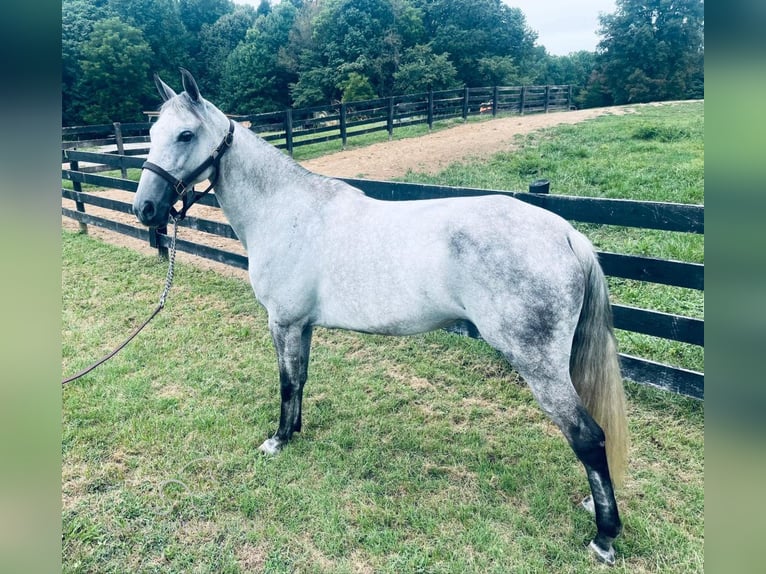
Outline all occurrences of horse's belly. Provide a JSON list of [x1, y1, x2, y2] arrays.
[[315, 279, 464, 336]]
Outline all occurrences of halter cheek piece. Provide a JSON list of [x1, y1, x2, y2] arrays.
[[141, 119, 235, 221]]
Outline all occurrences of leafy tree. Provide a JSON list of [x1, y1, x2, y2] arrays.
[[78, 17, 154, 123], [391, 0, 425, 47], [311, 0, 399, 99], [197, 6, 257, 101], [596, 0, 704, 104], [178, 0, 234, 35], [291, 67, 337, 108], [108, 0, 191, 79], [393, 44, 459, 94], [62, 0, 111, 125], [339, 72, 378, 102], [256, 0, 272, 18], [475, 56, 520, 86], [414, 0, 537, 87], [220, 1, 299, 113]]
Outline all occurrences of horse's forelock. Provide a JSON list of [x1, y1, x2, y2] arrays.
[[159, 93, 206, 122]]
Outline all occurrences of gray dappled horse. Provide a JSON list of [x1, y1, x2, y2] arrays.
[[133, 70, 628, 565]]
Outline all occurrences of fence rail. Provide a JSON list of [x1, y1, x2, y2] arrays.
[[62, 85, 573, 157], [61, 142, 704, 400]]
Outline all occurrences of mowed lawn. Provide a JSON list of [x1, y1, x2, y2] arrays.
[[62, 102, 703, 573], [62, 247, 702, 572]]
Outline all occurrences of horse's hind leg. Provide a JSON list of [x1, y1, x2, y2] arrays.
[[522, 365, 622, 564], [482, 317, 622, 564], [259, 320, 313, 455]]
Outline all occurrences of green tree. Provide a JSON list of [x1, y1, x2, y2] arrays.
[[339, 72, 378, 102], [291, 67, 337, 108], [393, 44, 459, 93], [475, 56, 520, 86], [596, 0, 704, 104], [178, 0, 234, 35], [108, 0, 191, 79], [221, 1, 299, 113], [62, 0, 111, 125], [311, 0, 399, 99], [78, 17, 154, 123], [415, 0, 537, 87], [197, 6, 257, 101], [256, 0, 272, 18]]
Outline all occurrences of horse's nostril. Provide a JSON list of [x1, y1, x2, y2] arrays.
[[140, 201, 156, 221]]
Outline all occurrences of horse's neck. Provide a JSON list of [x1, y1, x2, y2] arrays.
[[214, 127, 321, 240]]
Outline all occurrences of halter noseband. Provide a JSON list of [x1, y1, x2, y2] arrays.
[[141, 119, 235, 221]]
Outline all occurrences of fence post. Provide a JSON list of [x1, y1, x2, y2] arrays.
[[340, 103, 348, 148], [462, 87, 469, 121], [284, 109, 294, 156], [69, 160, 88, 234], [427, 90, 434, 130], [568, 85, 573, 110], [387, 97, 394, 140], [544, 86, 550, 113], [519, 86, 526, 115], [529, 179, 550, 194], [149, 225, 169, 259], [492, 86, 499, 117], [113, 122, 128, 178]]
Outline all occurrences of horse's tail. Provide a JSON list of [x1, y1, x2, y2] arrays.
[[568, 231, 628, 487]]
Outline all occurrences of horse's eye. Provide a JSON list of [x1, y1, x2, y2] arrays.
[[178, 131, 194, 142]]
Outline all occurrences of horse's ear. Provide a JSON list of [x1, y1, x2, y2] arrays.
[[180, 67, 201, 103], [154, 74, 177, 102]]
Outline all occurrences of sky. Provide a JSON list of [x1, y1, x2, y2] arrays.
[[233, 0, 617, 56]]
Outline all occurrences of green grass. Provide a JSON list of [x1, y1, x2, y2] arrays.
[[62, 231, 703, 573], [399, 102, 704, 373]]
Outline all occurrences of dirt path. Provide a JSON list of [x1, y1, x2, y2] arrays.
[[300, 106, 622, 179], [62, 105, 632, 279]]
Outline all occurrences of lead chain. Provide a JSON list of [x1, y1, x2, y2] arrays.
[[158, 215, 178, 309]]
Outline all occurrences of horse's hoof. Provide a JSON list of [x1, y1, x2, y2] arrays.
[[258, 437, 282, 455], [581, 495, 595, 515], [588, 540, 616, 566]]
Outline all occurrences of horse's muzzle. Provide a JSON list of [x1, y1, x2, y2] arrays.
[[133, 196, 170, 228]]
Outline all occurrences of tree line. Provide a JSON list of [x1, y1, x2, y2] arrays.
[[62, 0, 704, 126]]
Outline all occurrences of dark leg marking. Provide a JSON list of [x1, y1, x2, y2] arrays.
[[259, 321, 313, 454], [567, 405, 622, 564]]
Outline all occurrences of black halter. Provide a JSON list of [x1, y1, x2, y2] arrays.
[[141, 119, 235, 221]]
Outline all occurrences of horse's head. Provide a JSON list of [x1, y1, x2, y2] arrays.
[[133, 68, 229, 227]]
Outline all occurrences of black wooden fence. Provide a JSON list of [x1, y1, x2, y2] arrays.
[[62, 85, 573, 157]]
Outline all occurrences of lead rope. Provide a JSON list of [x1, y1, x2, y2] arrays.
[[62, 217, 179, 386]]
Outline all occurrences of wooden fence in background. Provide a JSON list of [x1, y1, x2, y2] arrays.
[[61, 141, 704, 400], [62, 84, 573, 157]]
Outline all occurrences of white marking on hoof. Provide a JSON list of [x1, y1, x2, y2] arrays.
[[258, 437, 282, 455], [588, 540, 615, 566], [581, 494, 595, 515]]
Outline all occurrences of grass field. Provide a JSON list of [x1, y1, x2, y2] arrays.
[[62, 102, 703, 573], [62, 263, 703, 574]]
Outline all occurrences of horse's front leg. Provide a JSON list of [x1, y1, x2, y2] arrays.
[[259, 320, 313, 455]]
